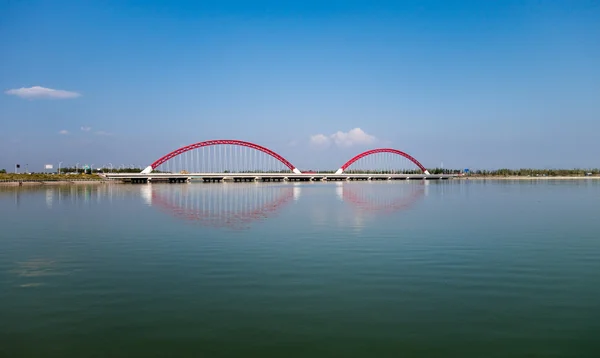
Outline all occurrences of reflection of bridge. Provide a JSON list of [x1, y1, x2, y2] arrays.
[[145, 181, 426, 229], [106, 139, 457, 183], [148, 184, 296, 229], [340, 182, 426, 214]]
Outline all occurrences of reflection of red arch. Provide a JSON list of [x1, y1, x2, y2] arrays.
[[142, 140, 300, 174], [343, 185, 425, 214], [336, 148, 429, 175], [151, 187, 294, 229]]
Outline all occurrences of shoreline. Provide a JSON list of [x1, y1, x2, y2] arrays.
[[0, 180, 109, 186], [1, 176, 599, 186], [456, 176, 600, 180]]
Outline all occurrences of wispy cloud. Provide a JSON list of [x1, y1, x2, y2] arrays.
[[5, 86, 81, 99], [310, 128, 377, 148], [58, 130, 69, 135], [80, 126, 92, 132], [309, 134, 331, 147], [95, 131, 113, 136]]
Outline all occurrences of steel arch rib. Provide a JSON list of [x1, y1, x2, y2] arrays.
[[336, 148, 429, 175], [141, 140, 301, 174]]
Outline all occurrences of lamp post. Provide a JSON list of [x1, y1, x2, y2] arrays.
[[58, 161, 62, 175], [108, 163, 113, 173]]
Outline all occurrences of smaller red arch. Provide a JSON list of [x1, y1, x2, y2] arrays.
[[145, 139, 300, 174], [338, 148, 428, 174]]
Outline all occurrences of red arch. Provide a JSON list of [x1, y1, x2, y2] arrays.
[[339, 148, 428, 173], [147, 140, 299, 173]]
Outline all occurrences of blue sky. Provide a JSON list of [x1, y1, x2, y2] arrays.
[[1, 0, 599, 171]]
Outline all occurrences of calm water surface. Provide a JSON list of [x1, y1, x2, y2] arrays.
[[1, 181, 599, 357]]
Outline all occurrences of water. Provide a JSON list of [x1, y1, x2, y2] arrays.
[[1, 180, 599, 357]]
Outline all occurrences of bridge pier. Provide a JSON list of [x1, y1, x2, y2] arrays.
[[288, 177, 311, 182], [233, 177, 257, 182], [259, 177, 285, 182]]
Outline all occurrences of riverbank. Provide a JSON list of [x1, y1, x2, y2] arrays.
[[458, 176, 600, 180], [0, 173, 109, 186], [0, 180, 109, 186]]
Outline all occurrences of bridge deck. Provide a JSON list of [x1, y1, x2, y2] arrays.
[[105, 173, 457, 183]]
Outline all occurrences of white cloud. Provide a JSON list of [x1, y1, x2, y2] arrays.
[[309, 133, 331, 147], [310, 128, 377, 148], [288, 140, 299, 147], [58, 130, 69, 135], [80, 126, 92, 132], [331, 128, 376, 147], [5, 86, 81, 99], [95, 131, 113, 136]]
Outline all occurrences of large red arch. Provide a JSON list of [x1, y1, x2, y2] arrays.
[[336, 148, 429, 175], [142, 140, 301, 174]]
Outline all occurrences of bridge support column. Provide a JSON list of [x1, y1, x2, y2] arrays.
[[141, 166, 153, 174]]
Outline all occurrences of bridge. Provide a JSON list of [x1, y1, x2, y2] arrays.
[[105, 139, 458, 183]]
